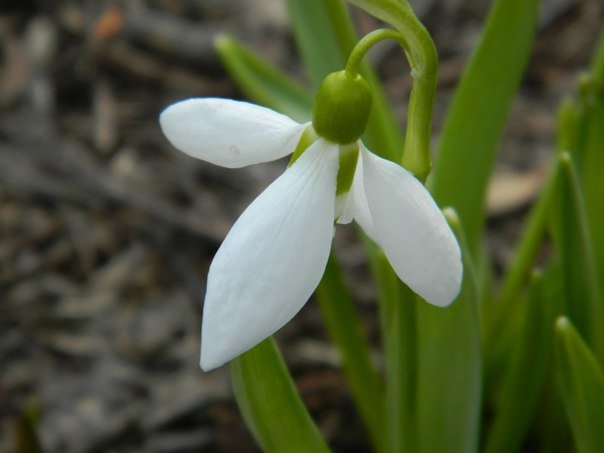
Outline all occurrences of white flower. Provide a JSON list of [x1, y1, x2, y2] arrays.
[[160, 98, 462, 371]]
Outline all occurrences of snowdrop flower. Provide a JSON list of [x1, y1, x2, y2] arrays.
[[160, 70, 462, 371]]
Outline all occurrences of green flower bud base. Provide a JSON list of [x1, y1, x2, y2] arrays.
[[311, 71, 372, 145]]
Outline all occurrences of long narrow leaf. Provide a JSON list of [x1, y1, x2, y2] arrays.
[[381, 258, 417, 453], [430, 0, 541, 253], [550, 153, 601, 348], [590, 32, 604, 92], [284, 0, 348, 88], [533, 262, 574, 452], [231, 338, 330, 453], [581, 101, 604, 274], [316, 255, 386, 452], [483, 157, 562, 391], [555, 317, 604, 453], [484, 271, 555, 453], [559, 31, 604, 357], [416, 208, 481, 453]]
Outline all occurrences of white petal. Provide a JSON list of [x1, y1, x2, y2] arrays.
[[361, 147, 462, 307], [200, 139, 339, 370], [336, 151, 379, 242], [160, 98, 305, 168]]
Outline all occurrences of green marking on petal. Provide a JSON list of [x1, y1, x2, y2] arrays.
[[288, 125, 319, 167], [336, 142, 359, 196], [289, 127, 358, 199]]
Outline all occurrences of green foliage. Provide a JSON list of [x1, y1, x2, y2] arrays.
[[231, 339, 330, 453], [416, 209, 481, 453], [430, 0, 541, 254], [482, 158, 561, 393], [283, 0, 348, 87], [377, 254, 416, 453], [316, 256, 386, 452], [555, 317, 604, 453], [550, 153, 601, 348], [484, 271, 555, 453]]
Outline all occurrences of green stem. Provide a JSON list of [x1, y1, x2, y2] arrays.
[[343, 21, 437, 181], [345, 29, 411, 76]]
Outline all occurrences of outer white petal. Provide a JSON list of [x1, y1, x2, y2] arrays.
[[200, 139, 339, 370], [160, 98, 305, 168], [361, 147, 462, 307], [336, 149, 379, 242]]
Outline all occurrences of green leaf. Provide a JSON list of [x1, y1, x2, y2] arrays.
[[532, 262, 574, 453], [284, 0, 348, 87], [316, 255, 387, 452], [416, 208, 481, 453], [215, 35, 312, 122], [382, 263, 417, 453], [556, 97, 581, 154], [550, 153, 602, 350], [430, 0, 541, 254], [483, 157, 562, 391], [589, 32, 604, 93], [231, 338, 330, 453], [555, 317, 604, 453], [484, 271, 555, 453], [579, 98, 604, 345], [556, 32, 604, 357], [362, 234, 417, 453]]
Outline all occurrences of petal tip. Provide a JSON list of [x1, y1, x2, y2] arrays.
[[199, 337, 230, 372], [427, 253, 463, 307], [199, 351, 222, 372]]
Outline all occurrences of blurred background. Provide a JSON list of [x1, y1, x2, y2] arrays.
[[0, 0, 602, 451]]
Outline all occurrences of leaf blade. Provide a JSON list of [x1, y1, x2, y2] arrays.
[[430, 0, 541, 253], [416, 208, 482, 453], [316, 255, 387, 453], [550, 153, 602, 349], [555, 317, 604, 453], [484, 271, 555, 453], [231, 338, 330, 453]]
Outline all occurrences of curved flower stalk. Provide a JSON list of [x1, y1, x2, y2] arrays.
[[160, 90, 462, 370]]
